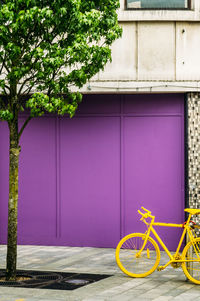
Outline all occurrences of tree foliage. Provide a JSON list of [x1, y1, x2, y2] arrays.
[[0, 0, 122, 125]]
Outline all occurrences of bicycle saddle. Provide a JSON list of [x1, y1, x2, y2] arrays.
[[184, 208, 200, 215]]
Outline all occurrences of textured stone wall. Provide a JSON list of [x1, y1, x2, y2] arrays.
[[188, 93, 200, 226]]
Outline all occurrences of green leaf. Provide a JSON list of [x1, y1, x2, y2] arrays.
[[0, 109, 13, 121], [0, 0, 121, 118]]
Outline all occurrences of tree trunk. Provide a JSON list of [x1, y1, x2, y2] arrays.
[[6, 120, 20, 281]]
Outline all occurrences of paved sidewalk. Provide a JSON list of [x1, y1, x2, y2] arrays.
[[0, 245, 200, 300]]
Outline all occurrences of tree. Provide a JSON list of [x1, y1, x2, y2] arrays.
[[0, 0, 122, 280]]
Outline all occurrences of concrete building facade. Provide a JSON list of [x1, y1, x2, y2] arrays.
[[0, 0, 200, 249]]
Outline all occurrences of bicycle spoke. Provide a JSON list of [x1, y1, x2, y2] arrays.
[[182, 237, 200, 284], [116, 233, 160, 277]]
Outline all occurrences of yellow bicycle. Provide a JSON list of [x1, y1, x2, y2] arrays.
[[116, 207, 200, 284]]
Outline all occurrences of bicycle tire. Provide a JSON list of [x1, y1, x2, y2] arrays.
[[115, 233, 160, 278], [182, 237, 200, 284]]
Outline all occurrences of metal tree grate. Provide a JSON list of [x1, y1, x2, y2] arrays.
[[0, 269, 111, 290]]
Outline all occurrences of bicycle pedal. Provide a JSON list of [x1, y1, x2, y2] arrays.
[[157, 266, 164, 271]]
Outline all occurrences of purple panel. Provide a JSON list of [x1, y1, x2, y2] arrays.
[[123, 113, 184, 251], [0, 122, 9, 243], [124, 94, 183, 115], [60, 117, 120, 247], [0, 94, 184, 249], [76, 94, 121, 115], [17, 117, 57, 244]]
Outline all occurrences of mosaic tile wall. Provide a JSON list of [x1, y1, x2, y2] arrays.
[[188, 92, 200, 228]]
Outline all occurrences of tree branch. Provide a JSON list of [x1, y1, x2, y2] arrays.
[[0, 52, 10, 75], [0, 97, 6, 109], [18, 73, 37, 96], [2, 87, 9, 97], [21, 83, 36, 96], [18, 115, 32, 140], [0, 60, 5, 74]]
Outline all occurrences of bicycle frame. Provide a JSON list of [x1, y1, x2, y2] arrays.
[[138, 213, 199, 269], [116, 207, 200, 284]]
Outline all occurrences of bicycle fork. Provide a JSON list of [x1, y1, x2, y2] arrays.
[[136, 219, 154, 259]]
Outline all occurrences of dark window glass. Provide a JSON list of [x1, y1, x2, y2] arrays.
[[127, 0, 188, 9]]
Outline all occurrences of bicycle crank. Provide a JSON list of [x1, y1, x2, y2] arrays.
[[170, 254, 182, 268]]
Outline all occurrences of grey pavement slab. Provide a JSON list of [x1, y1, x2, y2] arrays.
[[0, 245, 199, 300]]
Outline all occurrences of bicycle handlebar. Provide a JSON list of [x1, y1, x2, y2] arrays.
[[138, 207, 154, 220], [141, 207, 151, 214]]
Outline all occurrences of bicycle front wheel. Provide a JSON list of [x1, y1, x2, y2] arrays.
[[115, 233, 160, 278], [182, 237, 200, 284]]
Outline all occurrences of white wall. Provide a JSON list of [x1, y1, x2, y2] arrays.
[[81, 0, 200, 93]]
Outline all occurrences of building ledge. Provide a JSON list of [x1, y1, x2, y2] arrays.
[[79, 81, 200, 94]]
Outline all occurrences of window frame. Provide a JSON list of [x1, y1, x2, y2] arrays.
[[125, 0, 191, 10]]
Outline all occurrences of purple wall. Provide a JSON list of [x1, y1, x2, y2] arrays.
[[0, 94, 185, 250]]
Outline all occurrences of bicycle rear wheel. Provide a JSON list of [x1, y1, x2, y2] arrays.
[[182, 237, 200, 284], [115, 233, 160, 278]]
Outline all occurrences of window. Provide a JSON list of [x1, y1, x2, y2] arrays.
[[127, 0, 189, 9]]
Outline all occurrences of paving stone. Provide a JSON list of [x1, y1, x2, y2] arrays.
[[164, 288, 191, 297], [152, 297, 173, 301], [0, 246, 199, 300], [172, 291, 200, 300]]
